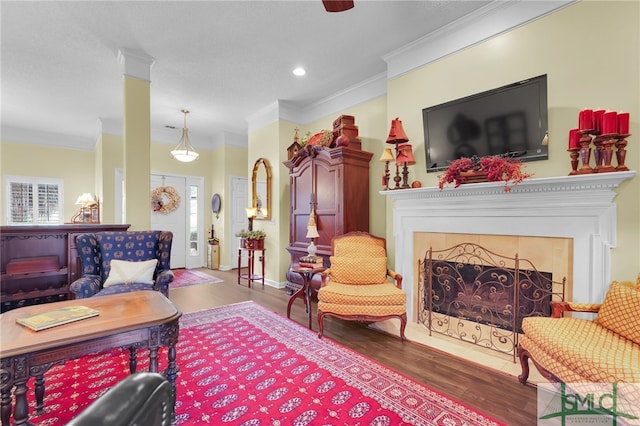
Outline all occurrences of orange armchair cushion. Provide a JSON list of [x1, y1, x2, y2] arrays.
[[594, 281, 640, 345], [333, 236, 386, 258], [329, 256, 387, 284]]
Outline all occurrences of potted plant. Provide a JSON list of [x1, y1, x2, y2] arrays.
[[235, 229, 267, 249], [438, 155, 532, 192]]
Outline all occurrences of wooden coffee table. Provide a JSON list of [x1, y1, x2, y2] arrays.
[[0, 291, 181, 426]]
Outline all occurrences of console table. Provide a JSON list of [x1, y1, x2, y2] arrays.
[[0, 224, 130, 312], [0, 291, 181, 425]]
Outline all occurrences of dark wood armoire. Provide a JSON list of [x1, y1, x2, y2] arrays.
[[283, 142, 373, 293]]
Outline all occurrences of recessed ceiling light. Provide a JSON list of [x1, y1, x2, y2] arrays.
[[293, 67, 306, 76]]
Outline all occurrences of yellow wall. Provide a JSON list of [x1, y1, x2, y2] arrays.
[[0, 141, 96, 224], [248, 120, 288, 284], [213, 144, 248, 266], [384, 0, 639, 280], [123, 76, 152, 230]]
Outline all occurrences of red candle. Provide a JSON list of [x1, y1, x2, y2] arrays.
[[578, 109, 594, 131], [617, 112, 630, 135], [568, 128, 580, 149], [602, 111, 618, 135], [593, 109, 605, 132]]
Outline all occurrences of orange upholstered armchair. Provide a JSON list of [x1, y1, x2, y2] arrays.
[[317, 232, 407, 340]]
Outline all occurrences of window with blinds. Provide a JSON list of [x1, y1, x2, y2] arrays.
[[5, 176, 63, 225]]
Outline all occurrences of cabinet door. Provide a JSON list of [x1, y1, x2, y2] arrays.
[[290, 161, 314, 252], [314, 159, 340, 252]]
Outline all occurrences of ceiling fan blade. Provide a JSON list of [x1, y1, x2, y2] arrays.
[[322, 0, 354, 12]]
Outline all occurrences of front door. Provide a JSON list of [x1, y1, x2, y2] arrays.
[[151, 175, 187, 269]]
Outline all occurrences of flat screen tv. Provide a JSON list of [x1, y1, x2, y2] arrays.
[[423, 74, 548, 173]]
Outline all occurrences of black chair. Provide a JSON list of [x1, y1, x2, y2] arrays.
[[65, 372, 173, 426]]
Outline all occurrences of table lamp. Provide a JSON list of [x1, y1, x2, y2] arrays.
[[245, 207, 257, 231], [396, 144, 416, 189], [379, 148, 394, 190], [304, 208, 320, 262], [386, 118, 409, 189]]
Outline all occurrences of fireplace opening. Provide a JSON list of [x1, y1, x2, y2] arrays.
[[418, 243, 565, 360]]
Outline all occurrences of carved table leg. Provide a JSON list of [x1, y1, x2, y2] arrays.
[[129, 347, 137, 373], [1, 362, 12, 426], [148, 348, 159, 373], [34, 375, 45, 414], [12, 382, 29, 426], [165, 344, 178, 422], [162, 320, 179, 423], [1, 384, 11, 426]]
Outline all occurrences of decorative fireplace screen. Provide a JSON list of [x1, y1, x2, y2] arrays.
[[418, 243, 565, 362]]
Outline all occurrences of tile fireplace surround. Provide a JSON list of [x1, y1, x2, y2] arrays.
[[377, 172, 635, 377]]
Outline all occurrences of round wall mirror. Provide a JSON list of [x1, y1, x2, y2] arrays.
[[211, 193, 221, 218], [252, 158, 272, 220]]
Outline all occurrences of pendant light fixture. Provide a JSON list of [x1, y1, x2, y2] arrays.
[[171, 109, 199, 162]]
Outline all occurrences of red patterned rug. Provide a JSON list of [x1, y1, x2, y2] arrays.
[[25, 301, 504, 425], [171, 268, 223, 288]]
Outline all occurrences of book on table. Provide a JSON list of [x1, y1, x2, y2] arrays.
[[298, 256, 324, 269], [298, 256, 323, 269], [16, 305, 100, 331]]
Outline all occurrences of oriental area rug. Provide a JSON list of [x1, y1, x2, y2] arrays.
[[171, 268, 223, 288], [25, 301, 504, 425]]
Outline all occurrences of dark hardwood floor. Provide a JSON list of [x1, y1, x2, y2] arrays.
[[169, 268, 538, 425]]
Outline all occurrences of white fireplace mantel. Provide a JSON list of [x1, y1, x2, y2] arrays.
[[381, 171, 636, 321]]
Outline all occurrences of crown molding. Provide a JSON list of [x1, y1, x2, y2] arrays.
[[246, 73, 387, 132], [1, 126, 94, 151], [383, 0, 575, 79]]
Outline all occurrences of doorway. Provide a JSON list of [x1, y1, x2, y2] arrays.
[[151, 174, 204, 269]]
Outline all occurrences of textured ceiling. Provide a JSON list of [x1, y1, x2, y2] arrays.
[[1, 1, 531, 150]]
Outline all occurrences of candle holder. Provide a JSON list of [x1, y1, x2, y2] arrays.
[[576, 131, 594, 174], [592, 134, 605, 172], [392, 151, 402, 189], [598, 134, 617, 173], [615, 133, 631, 172], [567, 147, 580, 175]]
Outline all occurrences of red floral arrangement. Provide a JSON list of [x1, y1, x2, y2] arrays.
[[438, 155, 532, 192]]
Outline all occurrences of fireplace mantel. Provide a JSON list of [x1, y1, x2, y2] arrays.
[[381, 171, 636, 321]]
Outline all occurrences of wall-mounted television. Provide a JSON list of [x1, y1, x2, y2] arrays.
[[423, 74, 548, 173]]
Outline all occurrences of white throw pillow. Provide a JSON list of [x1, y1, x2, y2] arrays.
[[103, 259, 158, 287]]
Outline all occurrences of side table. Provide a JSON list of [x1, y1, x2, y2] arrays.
[[237, 247, 265, 288], [287, 265, 326, 329]]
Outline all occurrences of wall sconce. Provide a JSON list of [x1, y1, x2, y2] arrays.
[[395, 144, 416, 189], [379, 148, 394, 190], [71, 193, 100, 223], [386, 117, 409, 190], [245, 207, 257, 231]]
